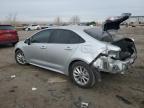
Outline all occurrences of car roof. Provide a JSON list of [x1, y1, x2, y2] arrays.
[[46, 25, 102, 33], [43, 26, 103, 42]]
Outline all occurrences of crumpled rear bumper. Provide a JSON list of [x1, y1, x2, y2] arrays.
[[92, 53, 136, 74]]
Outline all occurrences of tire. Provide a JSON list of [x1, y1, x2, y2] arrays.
[[15, 50, 27, 65], [70, 61, 96, 88], [27, 28, 31, 31]]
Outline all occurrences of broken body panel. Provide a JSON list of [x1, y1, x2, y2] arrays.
[[92, 13, 137, 74], [93, 38, 137, 74], [103, 13, 131, 31]]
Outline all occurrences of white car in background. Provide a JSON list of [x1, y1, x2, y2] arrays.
[[25, 24, 41, 31]]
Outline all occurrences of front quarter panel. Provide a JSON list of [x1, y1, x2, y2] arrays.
[[15, 41, 26, 51], [15, 41, 28, 58]]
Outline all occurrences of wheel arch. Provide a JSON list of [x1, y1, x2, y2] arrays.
[[15, 48, 22, 53], [68, 59, 90, 76]]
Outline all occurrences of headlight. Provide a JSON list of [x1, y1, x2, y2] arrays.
[[108, 50, 119, 59]]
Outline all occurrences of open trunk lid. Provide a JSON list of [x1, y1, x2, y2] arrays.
[[103, 13, 131, 31]]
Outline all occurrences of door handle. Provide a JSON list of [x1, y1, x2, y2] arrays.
[[64, 47, 72, 50], [40, 45, 47, 49]]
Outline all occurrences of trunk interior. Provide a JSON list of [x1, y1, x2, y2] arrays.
[[111, 38, 136, 60]]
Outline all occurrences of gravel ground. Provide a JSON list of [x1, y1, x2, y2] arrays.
[[0, 27, 144, 108]]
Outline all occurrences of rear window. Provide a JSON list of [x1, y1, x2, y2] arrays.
[[84, 28, 113, 42], [84, 28, 103, 41], [0, 25, 15, 30]]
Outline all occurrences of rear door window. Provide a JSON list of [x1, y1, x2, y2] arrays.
[[49, 29, 85, 44]]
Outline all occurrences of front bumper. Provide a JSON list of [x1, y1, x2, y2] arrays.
[[92, 54, 136, 74]]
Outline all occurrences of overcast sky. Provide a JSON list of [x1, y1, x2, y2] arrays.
[[0, 0, 144, 22]]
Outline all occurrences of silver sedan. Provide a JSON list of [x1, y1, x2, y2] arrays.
[[15, 14, 136, 88]]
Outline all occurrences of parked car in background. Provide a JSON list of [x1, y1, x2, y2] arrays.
[[0, 25, 19, 46], [40, 25, 51, 29], [25, 24, 41, 31], [15, 13, 137, 88]]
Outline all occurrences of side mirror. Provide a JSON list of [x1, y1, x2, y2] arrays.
[[24, 38, 31, 45]]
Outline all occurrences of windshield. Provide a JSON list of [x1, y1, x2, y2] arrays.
[[84, 28, 118, 42]]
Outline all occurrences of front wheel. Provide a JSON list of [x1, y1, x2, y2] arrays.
[[27, 28, 31, 31], [70, 61, 96, 88], [15, 50, 27, 65]]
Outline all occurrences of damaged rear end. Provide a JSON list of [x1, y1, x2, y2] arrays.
[[89, 13, 137, 74], [93, 38, 137, 74]]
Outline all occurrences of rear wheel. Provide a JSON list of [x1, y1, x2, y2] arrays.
[[70, 61, 96, 88], [15, 50, 27, 65]]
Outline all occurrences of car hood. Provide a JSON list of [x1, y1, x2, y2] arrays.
[[103, 13, 131, 31]]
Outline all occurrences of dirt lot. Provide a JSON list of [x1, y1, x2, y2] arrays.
[[0, 27, 144, 108]]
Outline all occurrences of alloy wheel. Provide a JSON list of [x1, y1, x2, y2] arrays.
[[16, 51, 26, 65], [73, 66, 90, 86]]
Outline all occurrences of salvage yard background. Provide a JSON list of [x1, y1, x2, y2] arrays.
[[0, 27, 144, 108]]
